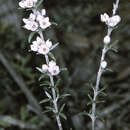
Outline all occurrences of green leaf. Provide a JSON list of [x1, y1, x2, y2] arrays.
[[28, 32, 36, 43], [0, 121, 10, 127], [104, 68, 113, 72], [60, 94, 71, 99], [35, 0, 44, 9], [42, 109, 52, 114], [87, 101, 93, 106], [36, 67, 44, 73], [55, 79, 61, 88], [78, 112, 88, 116], [51, 22, 58, 26], [45, 106, 54, 112], [39, 98, 51, 104], [59, 113, 67, 120], [45, 91, 52, 99], [39, 75, 46, 81], [40, 81, 50, 86], [60, 68, 67, 72], [107, 40, 119, 52], [59, 104, 66, 113], [50, 43, 59, 50], [88, 94, 93, 102], [48, 52, 56, 61], [20, 107, 28, 121]]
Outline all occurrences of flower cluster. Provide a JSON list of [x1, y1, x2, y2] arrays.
[[23, 9, 51, 31], [19, 0, 37, 8], [42, 61, 60, 76], [101, 13, 121, 27], [30, 36, 52, 55], [19, 1, 60, 76], [101, 13, 121, 45]]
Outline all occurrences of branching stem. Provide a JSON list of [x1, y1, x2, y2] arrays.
[[39, 31, 63, 130], [91, 0, 120, 130]]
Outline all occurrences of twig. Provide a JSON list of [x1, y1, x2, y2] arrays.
[[39, 31, 63, 130], [0, 51, 50, 123], [91, 0, 120, 130], [0, 115, 37, 129]]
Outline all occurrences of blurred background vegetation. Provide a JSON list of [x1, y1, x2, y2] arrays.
[[0, 0, 130, 130]]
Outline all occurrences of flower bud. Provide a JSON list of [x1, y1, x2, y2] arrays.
[[42, 64, 48, 72], [100, 13, 109, 23], [104, 35, 111, 44], [107, 15, 121, 27], [101, 61, 107, 69]]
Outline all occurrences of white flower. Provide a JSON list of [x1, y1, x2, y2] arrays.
[[36, 9, 46, 21], [101, 61, 107, 69], [48, 61, 60, 76], [49, 60, 56, 67], [46, 40, 52, 48], [30, 44, 38, 52], [24, 0, 34, 8], [23, 13, 38, 31], [29, 13, 36, 21], [38, 44, 50, 55], [24, 20, 38, 31], [101, 13, 109, 23], [42, 64, 48, 72], [48, 65, 60, 76], [104, 35, 111, 44], [41, 9, 46, 16], [19, 0, 38, 8], [107, 15, 121, 27], [39, 17, 51, 29], [35, 36, 44, 45], [19, 1, 26, 8]]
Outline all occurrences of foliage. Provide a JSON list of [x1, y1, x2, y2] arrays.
[[0, 0, 130, 130]]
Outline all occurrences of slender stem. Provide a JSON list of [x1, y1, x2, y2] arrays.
[[39, 31, 63, 130], [91, 0, 120, 130]]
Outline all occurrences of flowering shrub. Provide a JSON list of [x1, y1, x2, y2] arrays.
[[87, 0, 121, 130], [18, 0, 123, 129], [18, 0, 65, 130]]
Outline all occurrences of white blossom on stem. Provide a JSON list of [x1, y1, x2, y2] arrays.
[[101, 13, 109, 23], [101, 61, 107, 69], [39, 17, 51, 30], [42, 64, 48, 72], [104, 35, 111, 44], [19, 0, 38, 8], [107, 15, 121, 27], [23, 13, 38, 31], [48, 61, 60, 76]]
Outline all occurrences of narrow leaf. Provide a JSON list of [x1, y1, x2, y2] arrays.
[[39, 98, 51, 104], [35, 0, 44, 9], [59, 113, 67, 120], [60, 68, 67, 72], [45, 91, 52, 99], [28, 32, 36, 43], [60, 104, 66, 113], [60, 94, 71, 99], [50, 43, 59, 50], [48, 52, 56, 61]]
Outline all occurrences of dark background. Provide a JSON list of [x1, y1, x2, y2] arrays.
[[0, 0, 130, 130]]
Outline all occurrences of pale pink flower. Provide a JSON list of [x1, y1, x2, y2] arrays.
[[39, 17, 51, 29], [38, 44, 50, 55], [46, 40, 52, 48], [48, 61, 60, 76], [42, 64, 48, 72]]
